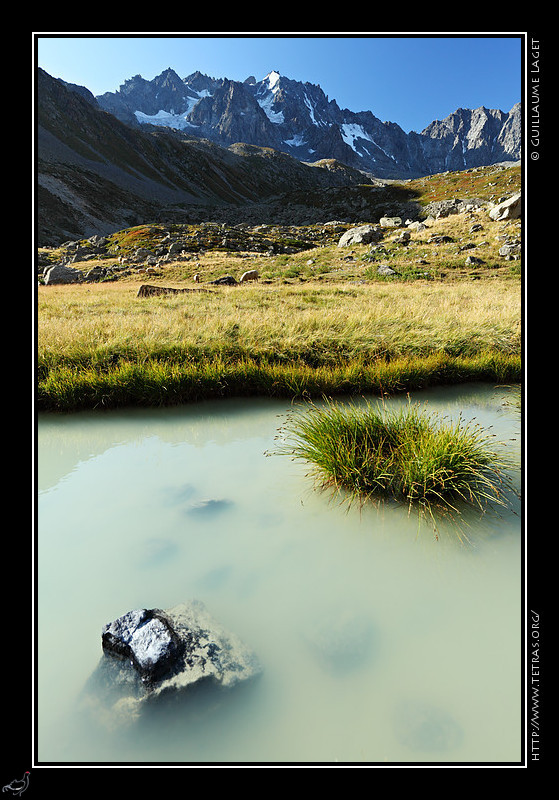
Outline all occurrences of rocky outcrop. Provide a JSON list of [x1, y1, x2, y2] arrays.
[[498, 241, 521, 259], [380, 216, 403, 227], [416, 106, 520, 173], [82, 600, 262, 725], [488, 192, 521, 221], [43, 264, 84, 285], [422, 197, 486, 220]]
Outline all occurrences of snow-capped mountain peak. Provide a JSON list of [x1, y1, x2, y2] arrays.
[[96, 68, 521, 179], [263, 70, 281, 91], [255, 71, 285, 124]]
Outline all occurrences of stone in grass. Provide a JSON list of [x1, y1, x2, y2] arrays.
[[43, 264, 84, 285], [82, 600, 262, 726], [379, 216, 402, 228], [377, 264, 398, 276], [488, 192, 521, 221], [338, 224, 382, 247]]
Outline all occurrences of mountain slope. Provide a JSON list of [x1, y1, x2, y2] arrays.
[[37, 69, 374, 244], [96, 68, 521, 179]]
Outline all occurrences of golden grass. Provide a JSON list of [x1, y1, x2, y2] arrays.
[[37, 276, 521, 366]]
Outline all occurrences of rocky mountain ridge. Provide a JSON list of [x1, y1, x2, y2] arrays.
[[96, 67, 521, 179]]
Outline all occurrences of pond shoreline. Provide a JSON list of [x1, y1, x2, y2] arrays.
[[36, 351, 521, 412]]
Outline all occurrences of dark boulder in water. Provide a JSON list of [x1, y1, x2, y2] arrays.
[[101, 607, 183, 685], [82, 600, 262, 726]]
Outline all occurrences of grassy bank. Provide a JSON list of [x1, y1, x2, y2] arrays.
[[37, 350, 521, 411], [37, 276, 521, 411]]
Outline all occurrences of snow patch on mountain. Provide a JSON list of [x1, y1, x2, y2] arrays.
[[258, 97, 284, 124], [284, 134, 307, 148], [341, 123, 395, 162], [341, 123, 373, 150], [256, 70, 284, 123], [135, 109, 197, 129], [134, 89, 211, 129], [303, 92, 324, 126]]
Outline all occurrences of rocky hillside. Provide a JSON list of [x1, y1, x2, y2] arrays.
[[96, 68, 521, 179], [37, 160, 521, 289]]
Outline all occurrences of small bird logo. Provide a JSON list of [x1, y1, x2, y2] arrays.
[[2, 772, 30, 796]]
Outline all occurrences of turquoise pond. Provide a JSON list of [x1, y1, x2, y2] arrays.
[[36, 382, 523, 764]]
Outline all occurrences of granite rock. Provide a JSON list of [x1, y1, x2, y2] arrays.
[[83, 600, 262, 725]]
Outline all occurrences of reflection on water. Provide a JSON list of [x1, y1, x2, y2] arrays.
[[36, 383, 522, 764]]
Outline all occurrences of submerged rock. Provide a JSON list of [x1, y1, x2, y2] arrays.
[[393, 700, 464, 753], [305, 610, 377, 676], [185, 498, 234, 517], [102, 608, 181, 685], [82, 600, 261, 725]]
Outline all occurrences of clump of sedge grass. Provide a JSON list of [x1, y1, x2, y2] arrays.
[[279, 397, 513, 520]]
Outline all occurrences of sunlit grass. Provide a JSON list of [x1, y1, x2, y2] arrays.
[[38, 279, 520, 361], [36, 277, 521, 410], [36, 202, 522, 417]]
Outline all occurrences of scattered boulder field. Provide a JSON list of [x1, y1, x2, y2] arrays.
[[38, 185, 521, 287]]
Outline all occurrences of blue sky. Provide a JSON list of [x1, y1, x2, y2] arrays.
[[35, 33, 523, 133]]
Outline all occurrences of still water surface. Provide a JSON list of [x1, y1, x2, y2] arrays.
[[37, 383, 522, 764]]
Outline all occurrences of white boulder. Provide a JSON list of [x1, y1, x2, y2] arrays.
[[489, 193, 521, 221]]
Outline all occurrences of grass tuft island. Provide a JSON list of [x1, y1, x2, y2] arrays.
[[278, 397, 515, 519]]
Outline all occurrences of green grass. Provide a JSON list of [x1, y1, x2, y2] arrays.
[[36, 351, 521, 411], [279, 397, 514, 518]]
